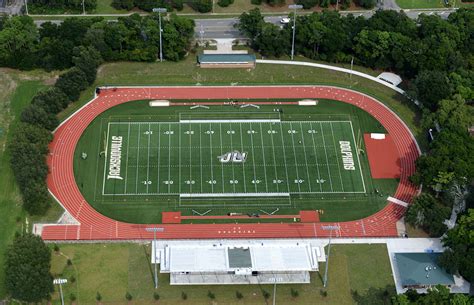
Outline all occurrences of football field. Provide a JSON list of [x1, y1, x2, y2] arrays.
[[102, 118, 366, 198]]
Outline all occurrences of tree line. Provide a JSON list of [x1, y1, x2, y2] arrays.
[[238, 7, 474, 284], [0, 14, 195, 71], [1, 13, 194, 214]]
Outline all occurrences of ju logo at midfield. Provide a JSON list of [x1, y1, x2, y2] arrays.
[[218, 151, 248, 163]]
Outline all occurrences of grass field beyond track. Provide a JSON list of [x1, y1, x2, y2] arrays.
[[75, 99, 398, 223], [49, 243, 395, 305]]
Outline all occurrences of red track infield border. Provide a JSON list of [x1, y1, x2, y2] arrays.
[[40, 86, 420, 241]]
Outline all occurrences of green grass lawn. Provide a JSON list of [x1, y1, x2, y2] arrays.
[[74, 99, 397, 223], [396, 0, 445, 8], [61, 56, 422, 148], [49, 243, 394, 305], [0, 70, 55, 298]]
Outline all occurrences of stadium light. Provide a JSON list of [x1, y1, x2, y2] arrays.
[[145, 227, 164, 289], [321, 225, 339, 288], [53, 278, 67, 305], [288, 4, 303, 60], [152, 8, 167, 62]]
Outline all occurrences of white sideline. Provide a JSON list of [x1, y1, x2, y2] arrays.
[[179, 119, 280, 123], [180, 193, 290, 198]]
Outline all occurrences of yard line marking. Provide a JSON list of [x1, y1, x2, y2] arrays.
[[239, 122, 247, 193], [229, 122, 236, 193], [249, 122, 258, 193], [199, 124, 203, 193], [124, 122, 131, 194], [101, 122, 112, 196], [135, 124, 141, 194], [259, 123, 269, 192], [289, 121, 302, 193], [188, 122, 193, 194], [330, 122, 345, 192], [268, 122, 280, 193], [168, 123, 171, 193], [309, 122, 323, 192], [156, 124, 161, 194], [319, 122, 334, 192], [278, 122, 291, 194], [209, 123, 214, 193], [146, 123, 151, 193], [299, 121, 313, 193], [219, 123, 225, 193], [93, 119, 105, 199], [350, 121, 367, 193], [178, 122, 182, 194]]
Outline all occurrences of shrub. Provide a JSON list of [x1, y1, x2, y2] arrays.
[[189, 0, 212, 12], [53, 244, 60, 252], [262, 290, 270, 300], [96, 292, 102, 301], [207, 290, 215, 299], [181, 291, 187, 300], [70, 293, 77, 301], [236, 291, 243, 299], [125, 292, 132, 300], [290, 288, 299, 298], [217, 0, 234, 7], [153, 292, 160, 300], [67, 259, 73, 266], [320, 289, 328, 297], [295, 0, 318, 8], [251, 0, 262, 4], [70, 275, 76, 283]]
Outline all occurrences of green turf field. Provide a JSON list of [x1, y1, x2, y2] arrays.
[[75, 98, 398, 223], [102, 119, 365, 199]]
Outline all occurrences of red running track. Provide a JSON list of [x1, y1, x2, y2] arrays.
[[41, 86, 420, 241]]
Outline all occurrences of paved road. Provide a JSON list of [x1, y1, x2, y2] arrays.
[[194, 9, 455, 38], [31, 8, 457, 39]]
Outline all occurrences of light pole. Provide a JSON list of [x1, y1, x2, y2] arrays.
[[322, 225, 339, 288], [288, 4, 302, 60], [53, 278, 67, 305], [24, 0, 28, 15], [82, 0, 85, 15], [152, 8, 167, 62], [145, 227, 164, 289]]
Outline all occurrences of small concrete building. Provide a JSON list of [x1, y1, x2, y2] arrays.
[[394, 252, 455, 289], [197, 54, 256, 69]]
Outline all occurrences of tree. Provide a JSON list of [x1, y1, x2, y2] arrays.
[[440, 209, 474, 283], [4, 233, 54, 302], [55, 67, 89, 102], [20, 103, 59, 130], [295, 0, 318, 9], [72, 46, 103, 85], [189, 0, 212, 13], [405, 193, 450, 237], [414, 70, 453, 110], [238, 8, 264, 40], [254, 23, 289, 57], [0, 16, 39, 69], [31, 87, 70, 114], [423, 95, 473, 132]]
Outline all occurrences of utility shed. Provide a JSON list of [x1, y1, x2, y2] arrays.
[[394, 253, 455, 289], [198, 54, 256, 69]]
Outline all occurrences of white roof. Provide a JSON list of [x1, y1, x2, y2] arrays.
[[166, 244, 314, 273], [377, 72, 402, 86]]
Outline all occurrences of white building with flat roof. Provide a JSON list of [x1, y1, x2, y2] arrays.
[[152, 240, 322, 285]]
